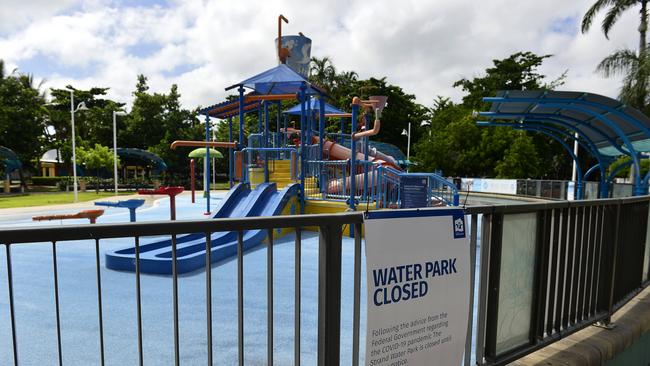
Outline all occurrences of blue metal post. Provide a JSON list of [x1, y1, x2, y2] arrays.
[[238, 87, 245, 146], [276, 101, 281, 148], [205, 114, 211, 213], [264, 101, 270, 183], [283, 114, 288, 147], [319, 96, 325, 195], [350, 102, 358, 211], [319, 97, 325, 160], [128, 208, 137, 222], [258, 102, 263, 134], [229, 117, 234, 188], [299, 84, 306, 213]]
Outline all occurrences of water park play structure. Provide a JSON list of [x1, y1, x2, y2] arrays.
[[104, 15, 459, 274]]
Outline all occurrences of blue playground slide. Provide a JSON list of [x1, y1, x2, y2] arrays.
[[105, 182, 300, 274]]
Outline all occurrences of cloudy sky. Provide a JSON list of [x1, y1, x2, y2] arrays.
[[0, 0, 640, 110]]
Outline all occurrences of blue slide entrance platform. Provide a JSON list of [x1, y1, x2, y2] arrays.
[[105, 183, 299, 274]]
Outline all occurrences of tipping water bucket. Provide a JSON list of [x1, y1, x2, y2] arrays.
[[275, 35, 312, 78]]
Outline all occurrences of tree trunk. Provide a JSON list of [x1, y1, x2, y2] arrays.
[[18, 168, 26, 192], [640, 0, 649, 111], [641, 0, 648, 53]]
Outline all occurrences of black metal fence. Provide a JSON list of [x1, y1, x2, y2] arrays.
[[469, 196, 650, 365], [1, 196, 649, 365]]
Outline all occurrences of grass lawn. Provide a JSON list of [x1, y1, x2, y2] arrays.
[[211, 182, 231, 190], [0, 191, 134, 209]]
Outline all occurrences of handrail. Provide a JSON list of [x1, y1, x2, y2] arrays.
[[240, 147, 298, 184], [377, 165, 460, 206]]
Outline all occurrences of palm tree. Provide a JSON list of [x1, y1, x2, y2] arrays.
[[309, 56, 337, 92], [582, 0, 649, 110], [582, 0, 648, 52], [598, 49, 650, 109]]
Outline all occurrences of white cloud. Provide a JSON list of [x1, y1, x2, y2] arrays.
[[0, 0, 642, 111]]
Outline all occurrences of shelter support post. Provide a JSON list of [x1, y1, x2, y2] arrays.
[[229, 117, 234, 188]]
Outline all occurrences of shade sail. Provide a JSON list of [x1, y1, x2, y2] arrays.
[[227, 64, 324, 95]]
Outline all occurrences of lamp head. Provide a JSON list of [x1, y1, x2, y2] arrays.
[[76, 102, 88, 112], [401, 129, 408, 136], [420, 121, 431, 127], [114, 111, 127, 117]]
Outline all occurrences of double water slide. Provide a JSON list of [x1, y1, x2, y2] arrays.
[[105, 182, 299, 274]]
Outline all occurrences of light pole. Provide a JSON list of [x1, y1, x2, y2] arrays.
[[401, 122, 411, 171], [113, 110, 127, 196], [67, 88, 88, 203]]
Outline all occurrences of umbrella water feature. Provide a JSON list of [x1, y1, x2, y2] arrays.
[[187, 148, 223, 205]]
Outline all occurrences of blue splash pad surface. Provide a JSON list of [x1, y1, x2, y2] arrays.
[[0, 193, 368, 365]]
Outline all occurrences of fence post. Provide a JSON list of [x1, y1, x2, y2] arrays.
[[318, 224, 342, 366], [604, 201, 622, 326]]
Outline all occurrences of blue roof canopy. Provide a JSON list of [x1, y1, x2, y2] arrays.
[[227, 64, 324, 95], [199, 97, 261, 118], [479, 90, 650, 157], [283, 97, 345, 116]]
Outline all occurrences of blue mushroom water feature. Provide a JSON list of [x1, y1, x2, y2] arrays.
[[95, 199, 145, 222]]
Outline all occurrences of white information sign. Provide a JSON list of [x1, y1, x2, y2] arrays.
[[364, 209, 470, 366]]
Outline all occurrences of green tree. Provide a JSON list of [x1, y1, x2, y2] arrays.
[[121, 75, 203, 183], [46, 86, 125, 172], [76, 143, 117, 192], [309, 56, 337, 93], [582, 0, 650, 111], [0, 64, 47, 187], [453, 52, 561, 109], [414, 52, 570, 179], [494, 133, 542, 178]]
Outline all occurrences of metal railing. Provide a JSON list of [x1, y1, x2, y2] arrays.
[[469, 196, 650, 365], [304, 159, 378, 202], [1, 196, 649, 365], [0, 212, 364, 366], [377, 165, 460, 207], [238, 147, 298, 186]]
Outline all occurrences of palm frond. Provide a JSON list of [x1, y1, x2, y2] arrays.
[[596, 49, 638, 76], [582, 0, 614, 33], [602, 0, 636, 38]]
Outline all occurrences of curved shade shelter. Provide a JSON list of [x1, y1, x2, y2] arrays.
[[0, 146, 21, 174], [116, 148, 167, 174], [478, 90, 650, 197]]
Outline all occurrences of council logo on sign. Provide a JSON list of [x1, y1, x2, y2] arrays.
[[452, 216, 465, 239]]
